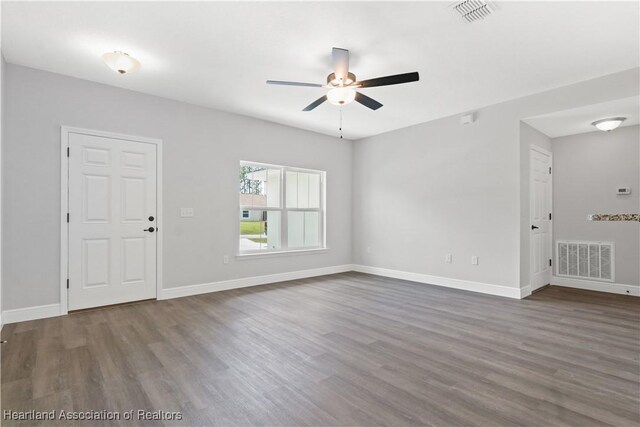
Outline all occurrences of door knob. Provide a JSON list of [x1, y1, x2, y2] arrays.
[[531, 225, 539, 230], [144, 227, 155, 233]]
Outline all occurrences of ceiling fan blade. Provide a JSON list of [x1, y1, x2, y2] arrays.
[[332, 47, 350, 81], [355, 92, 383, 110], [303, 95, 328, 111], [355, 72, 419, 88], [267, 80, 323, 88]]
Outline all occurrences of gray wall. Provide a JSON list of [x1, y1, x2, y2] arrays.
[[3, 64, 352, 311], [519, 122, 552, 289], [3, 64, 639, 310], [552, 126, 639, 286], [352, 68, 639, 290]]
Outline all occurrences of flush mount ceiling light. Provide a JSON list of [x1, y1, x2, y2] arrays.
[[591, 117, 626, 132], [101, 51, 141, 75]]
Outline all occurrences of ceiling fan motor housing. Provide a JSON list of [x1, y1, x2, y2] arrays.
[[327, 72, 356, 86]]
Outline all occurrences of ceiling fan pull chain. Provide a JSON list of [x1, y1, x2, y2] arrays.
[[339, 107, 343, 139]]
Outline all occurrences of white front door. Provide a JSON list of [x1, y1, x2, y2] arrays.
[[68, 132, 157, 310], [530, 146, 552, 292]]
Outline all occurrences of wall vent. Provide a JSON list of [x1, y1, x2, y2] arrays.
[[556, 240, 615, 282], [451, 0, 495, 22]]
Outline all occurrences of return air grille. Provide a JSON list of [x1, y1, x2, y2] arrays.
[[452, 0, 494, 22], [556, 241, 614, 282]]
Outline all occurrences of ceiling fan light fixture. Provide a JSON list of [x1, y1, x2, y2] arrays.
[[591, 117, 626, 132], [327, 72, 356, 87], [101, 51, 141, 75], [327, 87, 356, 106]]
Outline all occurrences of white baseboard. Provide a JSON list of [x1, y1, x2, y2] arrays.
[[352, 264, 523, 299], [520, 285, 532, 299], [3, 264, 568, 325], [552, 276, 639, 296], [2, 303, 62, 325], [159, 264, 354, 300]]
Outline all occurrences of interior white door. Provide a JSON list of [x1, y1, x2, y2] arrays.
[[68, 132, 157, 310], [530, 146, 552, 292]]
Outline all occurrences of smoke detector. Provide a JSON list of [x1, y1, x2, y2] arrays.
[[451, 0, 495, 22]]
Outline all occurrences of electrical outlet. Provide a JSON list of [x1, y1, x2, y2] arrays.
[[445, 253, 452, 263], [471, 255, 479, 265], [223, 255, 229, 264], [180, 207, 194, 217]]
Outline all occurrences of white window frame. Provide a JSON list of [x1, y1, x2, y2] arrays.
[[238, 161, 326, 256]]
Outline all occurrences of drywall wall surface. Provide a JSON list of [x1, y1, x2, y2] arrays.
[[519, 122, 552, 289], [552, 126, 639, 286], [352, 68, 639, 289], [3, 64, 352, 310]]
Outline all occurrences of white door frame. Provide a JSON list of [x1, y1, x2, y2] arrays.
[[529, 144, 552, 291], [60, 126, 163, 315]]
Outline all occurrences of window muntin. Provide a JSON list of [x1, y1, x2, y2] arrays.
[[239, 161, 324, 254]]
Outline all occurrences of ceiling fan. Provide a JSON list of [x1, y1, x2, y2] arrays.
[[267, 48, 419, 111]]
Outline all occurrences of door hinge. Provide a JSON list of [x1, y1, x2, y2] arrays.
[[549, 259, 552, 267], [549, 166, 552, 174], [66, 279, 69, 289], [67, 147, 70, 157], [549, 213, 552, 220], [67, 213, 69, 223]]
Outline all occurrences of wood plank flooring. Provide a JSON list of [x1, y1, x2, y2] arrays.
[[2, 272, 639, 426]]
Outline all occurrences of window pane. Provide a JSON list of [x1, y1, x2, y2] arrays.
[[286, 171, 320, 209], [266, 169, 281, 207], [287, 211, 304, 248], [297, 172, 309, 208], [308, 174, 320, 208], [239, 165, 280, 208], [239, 210, 281, 251], [304, 211, 320, 246], [286, 171, 298, 208], [288, 211, 320, 248]]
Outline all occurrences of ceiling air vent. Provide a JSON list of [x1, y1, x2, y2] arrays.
[[451, 0, 495, 22]]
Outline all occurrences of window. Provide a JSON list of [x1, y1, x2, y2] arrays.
[[239, 161, 325, 254]]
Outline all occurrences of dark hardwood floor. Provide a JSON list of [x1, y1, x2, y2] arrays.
[[2, 272, 639, 426]]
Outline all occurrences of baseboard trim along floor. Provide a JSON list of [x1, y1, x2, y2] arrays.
[[351, 264, 523, 299], [2, 303, 62, 325], [5, 266, 637, 325], [159, 264, 354, 300], [552, 276, 639, 296]]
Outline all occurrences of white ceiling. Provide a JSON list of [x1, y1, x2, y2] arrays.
[[2, 1, 639, 140], [523, 96, 640, 138]]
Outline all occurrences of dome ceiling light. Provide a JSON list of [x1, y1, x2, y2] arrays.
[[101, 51, 141, 75], [591, 117, 626, 132]]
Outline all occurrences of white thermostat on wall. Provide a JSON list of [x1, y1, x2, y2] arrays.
[[616, 187, 631, 195]]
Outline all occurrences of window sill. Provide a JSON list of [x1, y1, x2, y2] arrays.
[[236, 248, 329, 260]]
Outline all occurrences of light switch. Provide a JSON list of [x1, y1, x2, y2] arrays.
[[471, 256, 479, 265], [180, 207, 194, 217], [445, 253, 452, 263]]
